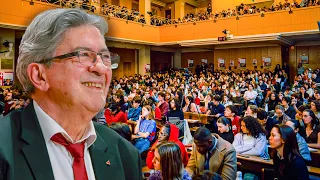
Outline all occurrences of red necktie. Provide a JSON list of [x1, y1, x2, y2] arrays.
[[51, 133, 88, 180]]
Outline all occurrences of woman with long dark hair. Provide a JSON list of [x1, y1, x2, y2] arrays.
[[269, 124, 309, 180], [167, 98, 184, 120], [303, 109, 320, 149], [149, 142, 191, 180]]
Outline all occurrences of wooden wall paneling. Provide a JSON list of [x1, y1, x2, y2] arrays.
[[150, 51, 172, 72], [108, 47, 136, 78], [181, 51, 214, 73], [213, 46, 282, 71]]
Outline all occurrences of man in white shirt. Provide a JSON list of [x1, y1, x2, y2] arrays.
[[0, 8, 141, 180]]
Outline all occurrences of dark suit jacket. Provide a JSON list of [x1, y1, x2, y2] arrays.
[[0, 102, 142, 180]]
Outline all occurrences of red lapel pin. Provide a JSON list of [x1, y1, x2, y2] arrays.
[[106, 160, 111, 166]]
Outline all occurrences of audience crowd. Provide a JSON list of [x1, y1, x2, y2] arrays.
[[37, 0, 320, 26], [2, 62, 320, 179]]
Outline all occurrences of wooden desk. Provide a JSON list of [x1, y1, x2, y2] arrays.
[[308, 166, 320, 176], [185, 119, 200, 124], [310, 150, 320, 168], [237, 155, 320, 177]]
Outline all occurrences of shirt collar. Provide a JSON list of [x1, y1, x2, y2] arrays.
[[34, 100, 97, 147]]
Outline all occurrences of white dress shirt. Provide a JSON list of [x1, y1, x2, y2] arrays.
[[34, 101, 97, 180]]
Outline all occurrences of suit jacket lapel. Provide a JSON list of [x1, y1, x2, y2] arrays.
[[89, 130, 124, 180], [20, 102, 55, 180]]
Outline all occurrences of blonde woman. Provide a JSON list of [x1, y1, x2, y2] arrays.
[[132, 105, 157, 153]]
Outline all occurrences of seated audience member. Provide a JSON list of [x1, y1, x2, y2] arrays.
[[285, 120, 311, 162], [168, 98, 184, 120], [295, 105, 307, 127], [128, 96, 142, 121], [221, 95, 233, 107], [244, 105, 258, 118], [257, 109, 279, 137], [310, 100, 320, 119], [109, 122, 132, 142], [186, 127, 237, 180], [233, 116, 269, 158], [114, 93, 128, 112], [157, 92, 169, 117], [243, 84, 258, 105], [206, 95, 225, 133], [303, 109, 320, 149], [14, 95, 27, 110], [231, 90, 244, 108], [146, 124, 189, 169], [267, 92, 280, 111], [183, 95, 199, 113], [149, 142, 191, 180], [269, 124, 309, 180], [217, 117, 234, 143], [224, 105, 241, 135], [281, 96, 296, 119], [104, 103, 127, 125], [191, 170, 222, 180], [273, 105, 291, 124], [132, 105, 157, 153], [291, 93, 303, 111]]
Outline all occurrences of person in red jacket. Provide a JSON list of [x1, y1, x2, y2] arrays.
[[104, 103, 127, 125], [146, 123, 189, 169]]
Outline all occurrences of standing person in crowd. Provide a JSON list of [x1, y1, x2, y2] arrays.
[[303, 109, 320, 149], [217, 117, 234, 143], [257, 109, 279, 138], [285, 120, 311, 162], [186, 127, 237, 180], [146, 124, 189, 169], [149, 142, 191, 180], [127, 96, 142, 121], [273, 105, 291, 124], [233, 116, 269, 158], [132, 105, 157, 153], [0, 8, 142, 179], [269, 124, 309, 180], [157, 92, 169, 117], [167, 98, 184, 120], [281, 96, 296, 119], [224, 105, 241, 135]]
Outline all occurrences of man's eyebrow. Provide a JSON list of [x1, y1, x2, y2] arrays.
[[73, 47, 110, 53]]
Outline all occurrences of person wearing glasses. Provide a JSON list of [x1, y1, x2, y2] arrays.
[[303, 109, 320, 149], [0, 8, 142, 179]]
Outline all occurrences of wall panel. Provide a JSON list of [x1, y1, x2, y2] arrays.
[[181, 51, 214, 73], [213, 46, 282, 71], [108, 47, 136, 78]]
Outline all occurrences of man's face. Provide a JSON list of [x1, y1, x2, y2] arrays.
[[6, 93, 12, 101], [43, 25, 111, 114], [194, 139, 211, 155]]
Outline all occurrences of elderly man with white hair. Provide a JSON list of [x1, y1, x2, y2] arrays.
[[0, 8, 142, 180]]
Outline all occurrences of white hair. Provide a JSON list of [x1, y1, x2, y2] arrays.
[[16, 8, 108, 93]]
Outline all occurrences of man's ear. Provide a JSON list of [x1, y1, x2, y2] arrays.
[[27, 63, 50, 92]]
